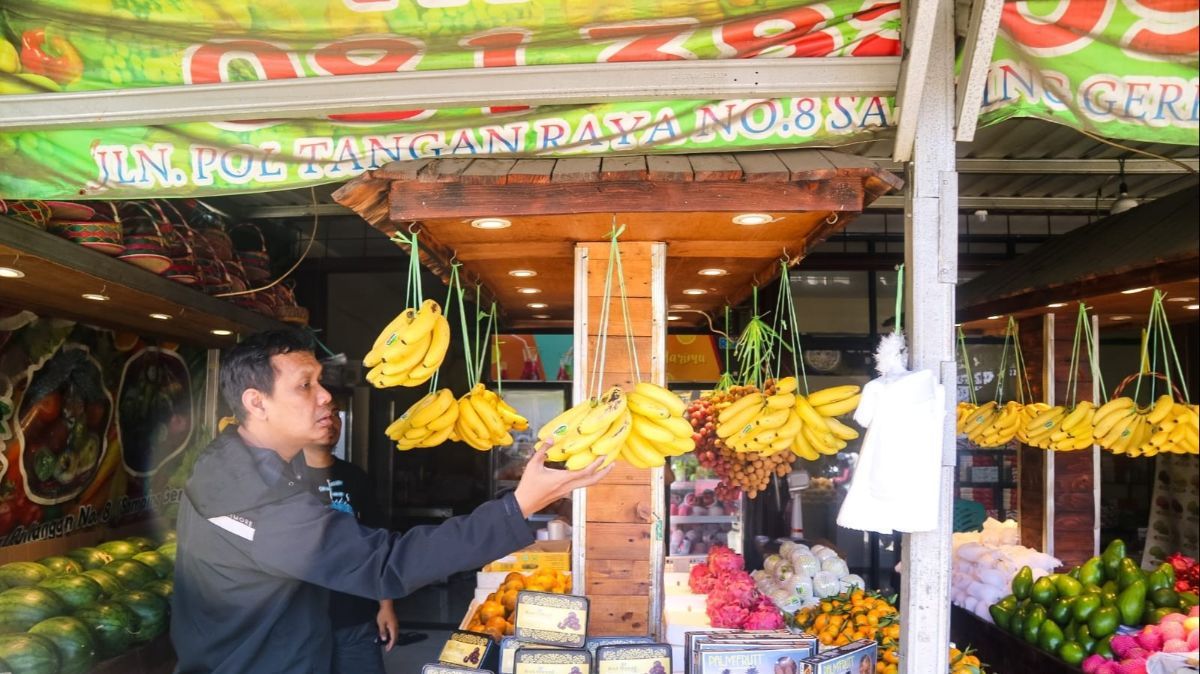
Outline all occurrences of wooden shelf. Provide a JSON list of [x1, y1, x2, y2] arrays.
[[0, 217, 288, 347], [670, 515, 739, 524]]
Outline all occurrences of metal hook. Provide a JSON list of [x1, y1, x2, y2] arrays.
[[825, 213, 839, 225], [407, 221, 421, 234], [449, 250, 460, 265]]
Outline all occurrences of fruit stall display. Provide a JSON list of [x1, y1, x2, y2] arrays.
[[0, 532, 175, 673], [687, 546, 786, 631], [952, 518, 1061, 622], [752, 541, 864, 613], [463, 568, 572, 642], [986, 539, 1199, 667]]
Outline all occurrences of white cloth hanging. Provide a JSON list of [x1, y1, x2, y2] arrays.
[[837, 332, 946, 534]]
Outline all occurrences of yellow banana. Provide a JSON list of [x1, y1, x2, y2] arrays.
[[416, 424, 455, 449], [470, 391, 507, 438], [426, 402, 460, 432], [631, 415, 674, 444], [620, 443, 651, 469], [793, 394, 827, 429], [814, 394, 862, 418], [566, 449, 599, 471], [1060, 402, 1095, 433], [825, 416, 860, 441], [774, 377, 799, 395], [539, 401, 592, 441], [380, 332, 431, 377], [774, 411, 803, 441], [718, 393, 764, 424], [752, 406, 790, 430], [1147, 394, 1176, 425], [364, 309, 415, 367], [652, 415, 695, 440], [632, 382, 686, 415], [396, 299, 441, 348], [791, 431, 821, 460], [1094, 409, 1133, 439], [623, 433, 666, 467], [803, 424, 839, 455], [559, 423, 610, 456], [420, 314, 451, 370], [591, 411, 633, 457], [457, 397, 490, 441], [665, 436, 695, 456], [717, 402, 762, 439], [579, 387, 627, 436], [765, 393, 796, 410], [806, 385, 861, 408], [546, 445, 570, 462], [401, 361, 438, 387], [411, 388, 454, 428], [1093, 397, 1134, 425], [627, 392, 670, 420]]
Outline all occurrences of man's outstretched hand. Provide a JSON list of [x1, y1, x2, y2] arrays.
[[513, 441, 615, 517]]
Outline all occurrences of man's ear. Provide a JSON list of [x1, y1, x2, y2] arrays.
[[241, 388, 268, 421]]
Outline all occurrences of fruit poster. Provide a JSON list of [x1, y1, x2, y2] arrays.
[[1142, 454, 1199, 569], [0, 308, 210, 547]]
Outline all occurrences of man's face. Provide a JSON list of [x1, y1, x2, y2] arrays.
[[258, 351, 333, 449], [320, 405, 344, 449]]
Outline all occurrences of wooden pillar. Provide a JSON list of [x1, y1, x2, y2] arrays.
[[571, 241, 666, 636], [1017, 313, 1099, 567]]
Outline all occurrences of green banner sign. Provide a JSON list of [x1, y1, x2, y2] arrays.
[[0, 0, 1194, 201]]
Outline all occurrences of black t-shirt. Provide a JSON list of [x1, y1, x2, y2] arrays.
[[302, 457, 383, 629]]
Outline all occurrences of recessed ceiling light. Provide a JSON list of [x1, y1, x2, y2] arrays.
[[1187, 304, 1199, 310], [670, 304, 691, 310], [532, 314, 551, 319], [517, 287, 541, 295], [149, 313, 172, 320], [698, 268, 728, 277], [1047, 302, 1067, 308], [527, 302, 548, 309], [667, 315, 682, 321], [508, 269, 537, 278], [0, 267, 25, 278], [81, 293, 109, 302], [471, 217, 511, 229], [682, 288, 707, 296], [1167, 296, 1195, 302], [1121, 287, 1150, 295], [732, 213, 772, 226], [210, 329, 233, 336], [1110, 315, 1131, 320], [987, 315, 1002, 320]]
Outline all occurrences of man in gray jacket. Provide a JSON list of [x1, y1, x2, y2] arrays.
[[171, 329, 610, 673]]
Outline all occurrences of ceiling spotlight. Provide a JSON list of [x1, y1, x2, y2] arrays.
[[1121, 287, 1150, 295], [149, 313, 172, 320], [732, 213, 772, 226], [1110, 159, 1139, 215], [532, 314, 551, 319], [682, 288, 707, 296], [670, 304, 691, 310], [1167, 296, 1196, 302], [987, 315, 1002, 320], [1110, 315, 1131, 320], [470, 217, 511, 229], [81, 293, 109, 302], [698, 268, 728, 277], [1047, 302, 1067, 308], [667, 315, 682, 321], [527, 302, 548, 309], [1187, 304, 1199, 310], [516, 287, 541, 295], [508, 269, 537, 278], [0, 267, 25, 278], [210, 329, 233, 336]]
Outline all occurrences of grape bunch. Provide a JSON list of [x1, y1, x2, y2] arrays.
[[689, 383, 797, 500]]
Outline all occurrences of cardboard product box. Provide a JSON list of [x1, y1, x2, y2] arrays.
[[585, 637, 654, 658], [685, 631, 811, 674], [499, 639, 564, 674], [423, 665, 493, 674], [486, 541, 572, 573], [438, 630, 498, 670], [595, 643, 672, 674], [799, 639, 877, 674], [513, 648, 591, 674], [514, 591, 589, 648]]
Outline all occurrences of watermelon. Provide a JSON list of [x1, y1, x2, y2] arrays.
[[74, 601, 140, 658], [29, 616, 97, 674], [37, 574, 103, 611], [102, 559, 157, 589], [80, 569, 126, 598], [96, 540, 141, 560], [114, 590, 169, 642], [124, 536, 157, 552], [157, 541, 177, 563], [0, 587, 68, 633], [0, 633, 60, 674], [36, 556, 84, 577], [142, 578, 174, 601], [0, 562, 50, 588], [66, 547, 114, 570], [132, 551, 173, 579]]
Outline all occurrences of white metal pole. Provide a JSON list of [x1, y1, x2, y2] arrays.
[[571, 246, 590, 596], [898, 0, 956, 670], [1092, 313, 1101, 556], [1044, 312, 1056, 557]]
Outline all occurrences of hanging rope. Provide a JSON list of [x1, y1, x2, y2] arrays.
[[428, 266, 458, 393], [893, 264, 905, 335], [474, 300, 496, 387], [958, 327, 978, 406], [610, 230, 642, 384], [451, 264, 476, 390], [716, 306, 735, 391], [588, 223, 625, 399], [1009, 318, 1033, 404], [1079, 305, 1108, 403]]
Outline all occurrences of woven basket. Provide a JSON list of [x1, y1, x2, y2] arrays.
[[155, 201, 200, 285], [1112, 372, 1185, 403], [2, 200, 52, 229], [231, 224, 272, 283], [274, 283, 309, 326], [199, 226, 235, 262]]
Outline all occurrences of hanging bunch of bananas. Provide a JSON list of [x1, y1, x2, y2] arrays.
[[363, 299, 451, 388], [1013, 402, 1052, 444], [624, 382, 696, 468], [386, 388, 458, 450], [453, 383, 529, 451], [955, 400, 1026, 448], [715, 379, 862, 461], [539, 384, 694, 471], [1094, 395, 1200, 457]]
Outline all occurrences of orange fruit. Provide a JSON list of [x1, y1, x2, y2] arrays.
[[485, 616, 508, 632], [504, 572, 525, 585], [479, 600, 505, 623], [502, 578, 525, 593], [486, 627, 504, 642], [504, 620, 514, 636], [501, 589, 519, 612]]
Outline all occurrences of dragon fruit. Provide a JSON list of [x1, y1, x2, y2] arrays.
[[1081, 655, 1108, 674], [694, 545, 784, 630], [1135, 627, 1163, 652], [708, 602, 751, 628], [1109, 635, 1137, 659], [1116, 660, 1148, 674], [689, 564, 717, 594], [743, 608, 786, 630], [709, 545, 745, 576]]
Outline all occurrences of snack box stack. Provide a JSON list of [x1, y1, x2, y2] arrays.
[[799, 639, 877, 674], [686, 631, 820, 674], [664, 571, 718, 665]]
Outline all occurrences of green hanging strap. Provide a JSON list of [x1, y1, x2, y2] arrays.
[[1009, 317, 1033, 405], [783, 262, 809, 394], [893, 264, 905, 335], [451, 264, 476, 390], [491, 305, 503, 396], [428, 267, 458, 393], [958, 327, 978, 406], [1063, 303, 1087, 408], [1156, 292, 1191, 404], [588, 224, 624, 399], [1080, 304, 1109, 404], [995, 321, 1013, 404], [391, 229, 424, 309], [610, 228, 642, 383], [474, 299, 496, 387], [716, 306, 735, 391]]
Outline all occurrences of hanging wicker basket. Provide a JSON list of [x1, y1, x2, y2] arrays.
[[231, 224, 272, 283], [1112, 372, 1185, 404], [48, 204, 125, 256], [274, 283, 309, 326]]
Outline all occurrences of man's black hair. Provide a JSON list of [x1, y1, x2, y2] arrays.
[[219, 329, 316, 419]]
